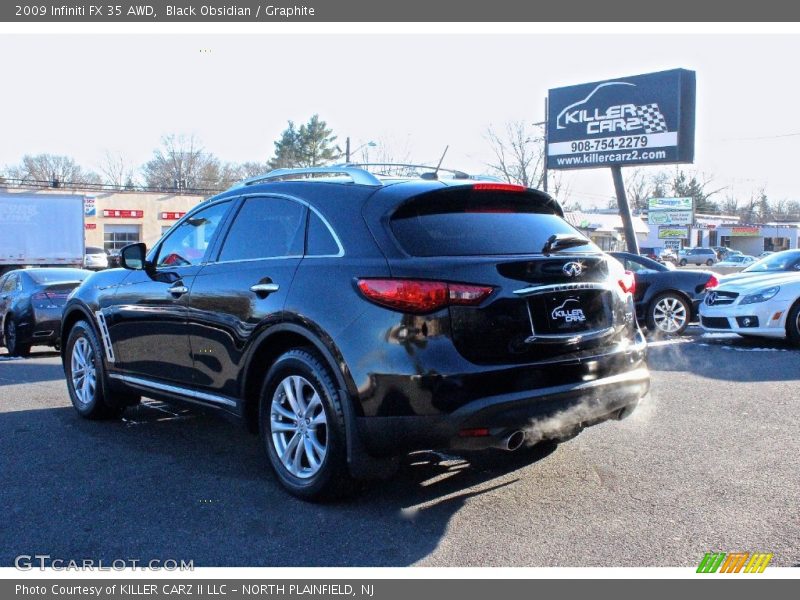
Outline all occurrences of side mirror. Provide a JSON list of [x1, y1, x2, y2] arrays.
[[120, 243, 148, 270]]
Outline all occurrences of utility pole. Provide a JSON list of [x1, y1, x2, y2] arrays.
[[345, 137, 351, 163], [611, 165, 639, 254]]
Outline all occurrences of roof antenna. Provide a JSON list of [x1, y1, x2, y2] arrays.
[[421, 145, 449, 180]]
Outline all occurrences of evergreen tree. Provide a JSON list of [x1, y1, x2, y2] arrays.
[[269, 115, 341, 169]]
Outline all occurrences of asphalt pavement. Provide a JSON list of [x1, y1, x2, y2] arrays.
[[1, 330, 798, 567]]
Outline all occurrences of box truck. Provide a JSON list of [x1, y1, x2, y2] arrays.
[[0, 193, 85, 276]]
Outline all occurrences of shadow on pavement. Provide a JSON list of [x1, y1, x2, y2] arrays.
[[0, 401, 559, 567], [0, 350, 63, 386]]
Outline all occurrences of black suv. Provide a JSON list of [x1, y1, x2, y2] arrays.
[[60, 166, 649, 499]]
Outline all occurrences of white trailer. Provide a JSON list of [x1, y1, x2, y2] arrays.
[[0, 193, 85, 275]]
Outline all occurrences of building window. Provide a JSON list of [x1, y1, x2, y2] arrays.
[[104, 224, 141, 252], [709, 230, 718, 247]]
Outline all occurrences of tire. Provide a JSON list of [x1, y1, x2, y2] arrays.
[[679, 259, 687, 266], [64, 320, 124, 419], [259, 348, 354, 501], [706, 259, 714, 266], [646, 292, 691, 336], [4, 317, 31, 357], [786, 301, 800, 347]]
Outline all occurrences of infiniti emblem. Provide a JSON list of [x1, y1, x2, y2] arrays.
[[562, 261, 583, 277]]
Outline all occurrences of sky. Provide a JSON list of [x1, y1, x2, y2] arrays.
[[2, 33, 800, 208]]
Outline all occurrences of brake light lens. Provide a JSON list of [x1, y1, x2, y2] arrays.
[[618, 270, 636, 295], [705, 274, 719, 289], [471, 183, 527, 192], [357, 279, 494, 314], [31, 291, 70, 307]]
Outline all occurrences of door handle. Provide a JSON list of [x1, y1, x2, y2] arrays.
[[250, 283, 280, 296], [168, 285, 189, 296]]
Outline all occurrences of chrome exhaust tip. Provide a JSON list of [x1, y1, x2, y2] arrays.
[[493, 430, 526, 451]]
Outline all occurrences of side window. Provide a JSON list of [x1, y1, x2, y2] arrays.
[[0, 275, 12, 293], [156, 201, 230, 268], [306, 210, 342, 257], [219, 197, 305, 262], [624, 259, 649, 274], [5, 274, 20, 292]]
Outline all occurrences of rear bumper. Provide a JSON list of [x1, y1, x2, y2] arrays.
[[357, 365, 650, 454]]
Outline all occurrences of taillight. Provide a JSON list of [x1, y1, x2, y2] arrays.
[[471, 183, 526, 192], [31, 291, 69, 307], [357, 279, 494, 314], [705, 274, 719, 289], [618, 270, 636, 295]]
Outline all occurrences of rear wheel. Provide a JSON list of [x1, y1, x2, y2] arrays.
[[260, 349, 354, 501], [786, 301, 800, 347], [647, 292, 690, 336], [4, 318, 31, 357], [706, 259, 714, 266], [65, 321, 124, 419]]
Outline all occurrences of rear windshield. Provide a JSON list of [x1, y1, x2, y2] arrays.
[[390, 191, 596, 257], [27, 269, 89, 284]]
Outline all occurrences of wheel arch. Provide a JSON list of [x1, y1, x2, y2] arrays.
[[60, 304, 101, 364], [240, 322, 360, 435]]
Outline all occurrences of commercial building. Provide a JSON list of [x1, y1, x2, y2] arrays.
[[564, 211, 650, 251]]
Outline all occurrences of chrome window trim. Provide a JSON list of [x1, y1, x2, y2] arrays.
[[210, 193, 345, 264], [108, 373, 237, 407], [513, 282, 612, 296]]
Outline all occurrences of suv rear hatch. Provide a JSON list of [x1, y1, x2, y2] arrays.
[[367, 183, 636, 366]]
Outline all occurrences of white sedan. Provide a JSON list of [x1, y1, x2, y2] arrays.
[[715, 254, 757, 268], [699, 271, 800, 343]]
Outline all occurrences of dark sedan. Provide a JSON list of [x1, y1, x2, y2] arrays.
[[0, 268, 91, 356], [610, 252, 716, 335]]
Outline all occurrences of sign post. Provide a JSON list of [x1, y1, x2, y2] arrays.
[[547, 68, 696, 254]]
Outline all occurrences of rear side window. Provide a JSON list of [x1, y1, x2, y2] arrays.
[[306, 210, 341, 256], [390, 190, 595, 257], [219, 197, 306, 262]]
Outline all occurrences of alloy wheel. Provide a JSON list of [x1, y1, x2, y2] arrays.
[[70, 337, 97, 407], [270, 375, 328, 479], [653, 296, 688, 333]]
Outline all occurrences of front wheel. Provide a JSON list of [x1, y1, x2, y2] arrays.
[[786, 302, 800, 347], [679, 259, 687, 266], [260, 349, 354, 501], [4, 318, 31, 357], [647, 292, 690, 336], [65, 321, 124, 419]]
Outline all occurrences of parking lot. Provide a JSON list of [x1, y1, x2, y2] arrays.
[[0, 329, 797, 568]]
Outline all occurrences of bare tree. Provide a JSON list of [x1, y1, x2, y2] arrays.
[[623, 168, 652, 212], [100, 151, 137, 187], [485, 121, 545, 189], [142, 134, 224, 191], [719, 193, 740, 215], [5, 154, 101, 185]]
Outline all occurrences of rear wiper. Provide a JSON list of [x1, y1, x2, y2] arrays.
[[541, 234, 587, 256]]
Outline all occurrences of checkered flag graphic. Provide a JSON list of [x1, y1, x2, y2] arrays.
[[636, 103, 669, 134]]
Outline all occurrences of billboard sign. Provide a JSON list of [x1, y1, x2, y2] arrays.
[[547, 69, 696, 170], [731, 226, 760, 237], [658, 226, 689, 239], [84, 196, 96, 217], [648, 196, 694, 225]]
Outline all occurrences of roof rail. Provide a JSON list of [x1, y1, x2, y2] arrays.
[[339, 162, 472, 179], [232, 166, 383, 188]]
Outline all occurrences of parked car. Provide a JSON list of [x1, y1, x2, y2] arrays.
[[84, 246, 109, 271], [711, 246, 741, 261], [60, 165, 649, 500], [700, 270, 800, 344], [0, 268, 91, 356], [678, 247, 717, 266], [716, 254, 757, 269], [719, 249, 800, 285], [610, 252, 717, 335]]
